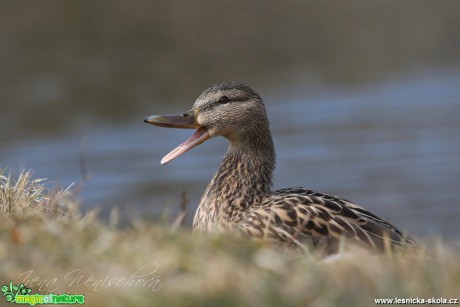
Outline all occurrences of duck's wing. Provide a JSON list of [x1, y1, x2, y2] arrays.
[[238, 187, 416, 253]]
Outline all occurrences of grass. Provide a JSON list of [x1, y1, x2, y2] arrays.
[[0, 169, 459, 306]]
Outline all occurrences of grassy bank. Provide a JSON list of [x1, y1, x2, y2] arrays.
[[0, 170, 459, 306]]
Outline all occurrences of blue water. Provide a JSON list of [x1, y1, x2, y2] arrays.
[[2, 70, 460, 241]]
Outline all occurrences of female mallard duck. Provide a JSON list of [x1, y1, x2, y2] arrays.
[[144, 81, 415, 254]]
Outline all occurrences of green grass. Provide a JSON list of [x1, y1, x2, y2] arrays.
[[1, 169, 459, 306]]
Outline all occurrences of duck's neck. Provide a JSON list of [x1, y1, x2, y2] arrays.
[[193, 130, 276, 231]]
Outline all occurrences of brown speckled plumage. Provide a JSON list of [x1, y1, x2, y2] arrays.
[[145, 81, 415, 254]]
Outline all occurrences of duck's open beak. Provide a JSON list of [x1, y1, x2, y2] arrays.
[[144, 109, 209, 165]]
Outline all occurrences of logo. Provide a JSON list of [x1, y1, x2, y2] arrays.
[[1, 281, 85, 305]]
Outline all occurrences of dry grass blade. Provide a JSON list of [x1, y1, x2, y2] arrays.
[[0, 169, 76, 217], [171, 191, 189, 231]]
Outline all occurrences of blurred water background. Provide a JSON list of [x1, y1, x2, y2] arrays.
[[1, 1, 459, 241]]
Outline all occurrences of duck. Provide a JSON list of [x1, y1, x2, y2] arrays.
[[144, 81, 415, 254]]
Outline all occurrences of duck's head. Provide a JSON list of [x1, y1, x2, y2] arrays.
[[144, 81, 269, 165]]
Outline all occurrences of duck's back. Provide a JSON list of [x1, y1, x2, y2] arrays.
[[238, 187, 415, 254]]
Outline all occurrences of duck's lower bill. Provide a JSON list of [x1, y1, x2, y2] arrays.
[[160, 127, 209, 164]]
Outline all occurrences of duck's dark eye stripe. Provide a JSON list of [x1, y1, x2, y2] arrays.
[[218, 96, 230, 104]]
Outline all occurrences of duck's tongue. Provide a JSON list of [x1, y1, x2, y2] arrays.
[[161, 127, 209, 164]]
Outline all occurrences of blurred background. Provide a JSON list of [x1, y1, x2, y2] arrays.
[[1, 1, 459, 241]]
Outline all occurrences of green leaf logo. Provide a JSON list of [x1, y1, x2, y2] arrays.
[[1, 281, 32, 304]]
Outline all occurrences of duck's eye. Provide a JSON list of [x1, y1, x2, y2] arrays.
[[218, 96, 230, 104]]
